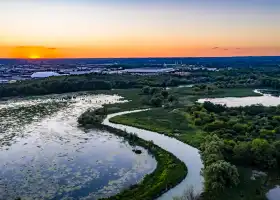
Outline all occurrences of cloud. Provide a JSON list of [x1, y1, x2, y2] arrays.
[[212, 47, 219, 49]]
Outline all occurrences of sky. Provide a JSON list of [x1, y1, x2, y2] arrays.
[[0, 0, 280, 58]]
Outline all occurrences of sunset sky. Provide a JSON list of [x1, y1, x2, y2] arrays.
[[0, 0, 280, 58]]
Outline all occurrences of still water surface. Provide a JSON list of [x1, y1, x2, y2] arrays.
[[0, 95, 156, 200], [198, 89, 280, 107]]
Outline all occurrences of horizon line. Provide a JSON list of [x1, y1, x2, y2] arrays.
[[1, 55, 280, 60]]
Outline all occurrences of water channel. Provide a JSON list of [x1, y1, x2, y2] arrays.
[[2, 88, 280, 199], [103, 110, 204, 199]]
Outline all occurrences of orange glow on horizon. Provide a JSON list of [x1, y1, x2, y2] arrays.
[[28, 54, 41, 59], [0, 45, 280, 58], [5, 46, 59, 59]]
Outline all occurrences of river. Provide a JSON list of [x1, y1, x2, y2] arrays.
[[103, 88, 280, 199], [103, 110, 204, 199], [6, 87, 276, 199]]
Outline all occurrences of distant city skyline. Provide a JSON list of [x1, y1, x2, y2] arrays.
[[0, 0, 280, 58]]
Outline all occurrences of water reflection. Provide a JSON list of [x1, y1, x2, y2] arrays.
[[0, 95, 156, 200], [198, 89, 280, 107]]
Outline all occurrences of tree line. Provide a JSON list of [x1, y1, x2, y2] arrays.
[[188, 102, 280, 170], [0, 74, 194, 98]]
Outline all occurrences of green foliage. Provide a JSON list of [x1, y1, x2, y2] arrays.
[[78, 108, 188, 200], [77, 107, 107, 126], [200, 135, 224, 166], [150, 94, 164, 107], [141, 86, 151, 95], [251, 138, 277, 169], [0, 74, 192, 98], [161, 90, 169, 99], [200, 135, 240, 196], [187, 102, 280, 170], [109, 108, 204, 147], [233, 142, 252, 165], [204, 160, 239, 195], [139, 87, 179, 108], [203, 101, 226, 113]]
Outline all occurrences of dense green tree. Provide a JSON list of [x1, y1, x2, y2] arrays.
[[168, 95, 178, 103], [161, 90, 169, 99], [273, 141, 280, 164], [200, 135, 224, 166], [203, 101, 226, 113], [251, 138, 277, 169], [204, 120, 227, 132], [150, 95, 164, 107], [204, 160, 239, 195], [233, 142, 252, 165], [141, 86, 150, 95]]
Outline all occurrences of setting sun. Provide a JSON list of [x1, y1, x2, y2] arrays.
[[29, 54, 41, 59]]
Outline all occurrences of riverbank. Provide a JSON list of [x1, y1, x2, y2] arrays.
[[105, 87, 280, 200], [109, 108, 204, 148], [103, 110, 203, 199], [78, 109, 188, 200]]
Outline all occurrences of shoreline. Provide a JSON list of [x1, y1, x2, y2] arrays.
[[78, 109, 188, 200], [103, 110, 203, 199]]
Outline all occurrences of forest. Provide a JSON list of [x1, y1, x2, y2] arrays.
[[0, 73, 194, 98], [2, 67, 280, 98], [106, 83, 280, 200]]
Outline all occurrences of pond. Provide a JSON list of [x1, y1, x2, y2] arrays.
[[197, 89, 280, 107], [0, 95, 156, 200]]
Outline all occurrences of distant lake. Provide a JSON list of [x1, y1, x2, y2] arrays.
[[0, 95, 156, 200], [197, 89, 280, 107]]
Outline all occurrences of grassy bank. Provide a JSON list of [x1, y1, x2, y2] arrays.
[[78, 110, 188, 200], [107, 87, 265, 148], [169, 87, 262, 106], [105, 87, 280, 200], [109, 108, 205, 148]]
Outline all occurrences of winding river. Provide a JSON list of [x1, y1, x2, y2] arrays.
[[4, 88, 278, 199], [103, 88, 280, 199], [103, 110, 204, 199]]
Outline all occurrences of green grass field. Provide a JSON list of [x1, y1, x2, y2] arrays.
[[110, 108, 205, 147]]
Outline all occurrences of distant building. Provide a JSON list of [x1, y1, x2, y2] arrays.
[[31, 71, 61, 79], [121, 68, 175, 74], [68, 70, 102, 75]]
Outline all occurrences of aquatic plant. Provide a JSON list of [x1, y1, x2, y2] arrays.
[[78, 109, 188, 200]]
